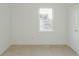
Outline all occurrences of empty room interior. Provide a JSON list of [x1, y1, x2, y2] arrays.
[[0, 3, 79, 56]]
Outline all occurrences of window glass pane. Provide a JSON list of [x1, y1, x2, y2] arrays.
[[39, 8, 53, 31]]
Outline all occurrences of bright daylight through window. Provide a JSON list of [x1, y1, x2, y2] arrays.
[[39, 8, 53, 32]]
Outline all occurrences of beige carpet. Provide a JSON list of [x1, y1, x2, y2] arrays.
[[1, 45, 78, 56]]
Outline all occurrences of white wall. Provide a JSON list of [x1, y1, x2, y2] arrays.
[[0, 3, 79, 55], [0, 4, 11, 55], [68, 4, 79, 55], [12, 4, 69, 45]]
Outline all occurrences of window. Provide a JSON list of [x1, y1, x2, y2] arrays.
[[39, 8, 53, 32]]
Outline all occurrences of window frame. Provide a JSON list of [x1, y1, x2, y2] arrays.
[[39, 8, 53, 32]]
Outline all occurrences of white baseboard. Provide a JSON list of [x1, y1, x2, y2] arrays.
[[12, 41, 67, 45], [68, 44, 79, 55], [0, 44, 11, 55]]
